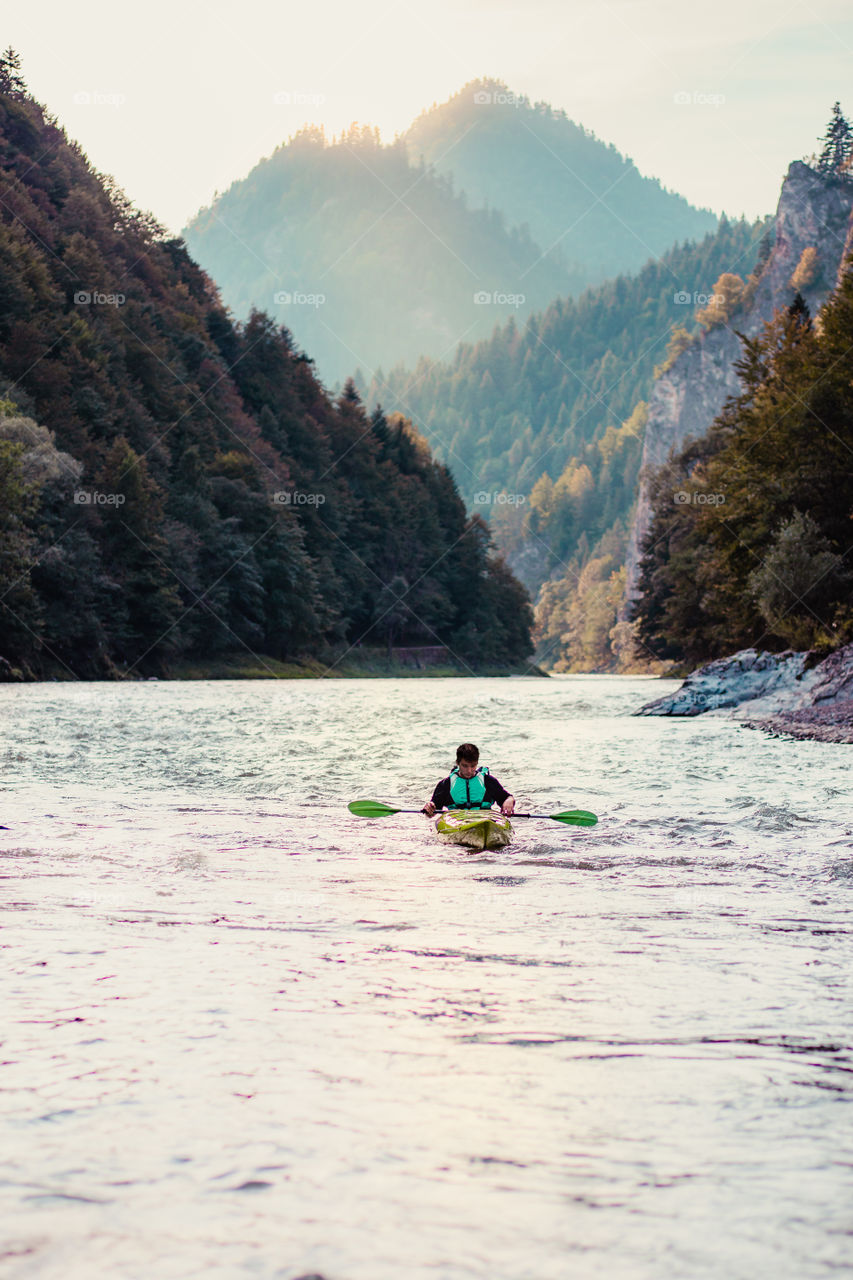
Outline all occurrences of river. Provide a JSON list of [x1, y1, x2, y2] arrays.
[[1, 675, 851, 1279]]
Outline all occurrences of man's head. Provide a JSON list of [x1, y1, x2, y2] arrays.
[[455, 743, 479, 778]]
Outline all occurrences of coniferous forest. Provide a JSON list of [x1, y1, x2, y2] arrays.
[[372, 214, 770, 673], [373, 215, 768, 517], [0, 59, 533, 679]]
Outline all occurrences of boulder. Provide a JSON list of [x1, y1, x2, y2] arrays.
[[634, 648, 816, 716]]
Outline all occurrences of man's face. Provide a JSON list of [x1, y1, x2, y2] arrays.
[[456, 759, 479, 778]]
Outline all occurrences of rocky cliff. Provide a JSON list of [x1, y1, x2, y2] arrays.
[[623, 162, 853, 609]]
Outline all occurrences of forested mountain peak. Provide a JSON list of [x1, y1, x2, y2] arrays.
[[403, 78, 718, 284], [184, 79, 719, 386], [183, 115, 583, 387]]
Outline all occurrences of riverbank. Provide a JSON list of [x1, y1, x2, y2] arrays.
[[170, 652, 548, 680], [15, 649, 548, 682], [171, 655, 545, 686], [743, 701, 853, 743]]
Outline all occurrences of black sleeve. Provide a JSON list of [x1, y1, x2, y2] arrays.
[[484, 774, 510, 805], [431, 777, 452, 809]]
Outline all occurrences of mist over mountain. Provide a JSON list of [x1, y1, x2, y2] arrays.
[[183, 83, 718, 388], [183, 125, 584, 388], [404, 79, 719, 287]]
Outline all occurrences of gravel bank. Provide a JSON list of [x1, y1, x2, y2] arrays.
[[743, 700, 853, 743]]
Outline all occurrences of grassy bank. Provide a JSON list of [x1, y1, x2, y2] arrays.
[[167, 650, 548, 680]]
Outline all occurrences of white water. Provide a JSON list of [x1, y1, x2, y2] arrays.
[[1, 676, 852, 1280]]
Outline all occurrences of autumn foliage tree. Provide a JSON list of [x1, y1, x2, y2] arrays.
[[695, 272, 746, 329]]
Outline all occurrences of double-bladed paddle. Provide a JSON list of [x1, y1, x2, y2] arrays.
[[348, 800, 597, 826]]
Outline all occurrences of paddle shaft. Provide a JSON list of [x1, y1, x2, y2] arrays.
[[388, 807, 513, 816]]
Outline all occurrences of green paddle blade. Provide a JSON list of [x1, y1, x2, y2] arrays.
[[550, 809, 598, 826], [348, 800, 401, 818]]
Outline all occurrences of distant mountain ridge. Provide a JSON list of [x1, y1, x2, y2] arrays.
[[183, 125, 583, 387], [183, 82, 719, 386], [404, 78, 718, 286]]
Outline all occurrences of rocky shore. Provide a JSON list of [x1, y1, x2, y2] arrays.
[[742, 701, 853, 743], [635, 643, 853, 743]]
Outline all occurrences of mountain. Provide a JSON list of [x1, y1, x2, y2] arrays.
[[0, 55, 533, 680], [404, 79, 718, 286], [182, 125, 585, 388], [370, 216, 769, 576], [183, 81, 719, 389]]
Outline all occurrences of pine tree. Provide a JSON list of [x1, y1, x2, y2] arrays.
[[788, 291, 812, 329], [816, 102, 853, 178], [370, 404, 389, 445], [0, 47, 26, 99], [756, 232, 774, 269]]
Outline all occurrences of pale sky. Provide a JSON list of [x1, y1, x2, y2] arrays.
[[6, 0, 852, 234]]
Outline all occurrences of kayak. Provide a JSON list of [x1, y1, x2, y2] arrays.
[[435, 809, 513, 851]]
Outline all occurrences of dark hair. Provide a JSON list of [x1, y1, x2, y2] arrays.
[[456, 743, 479, 763]]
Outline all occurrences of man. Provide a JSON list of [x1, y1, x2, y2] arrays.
[[422, 743, 515, 817]]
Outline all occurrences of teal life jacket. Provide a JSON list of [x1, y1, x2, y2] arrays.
[[449, 765, 492, 809]]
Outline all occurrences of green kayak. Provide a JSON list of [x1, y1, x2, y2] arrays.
[[435, 809, 513, 851]]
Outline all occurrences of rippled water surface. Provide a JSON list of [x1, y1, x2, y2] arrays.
[[1, 675, 852, 1279]]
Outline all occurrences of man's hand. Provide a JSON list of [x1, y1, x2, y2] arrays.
[[501, 796, 515, 816], [422, 800, 436, 817]]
